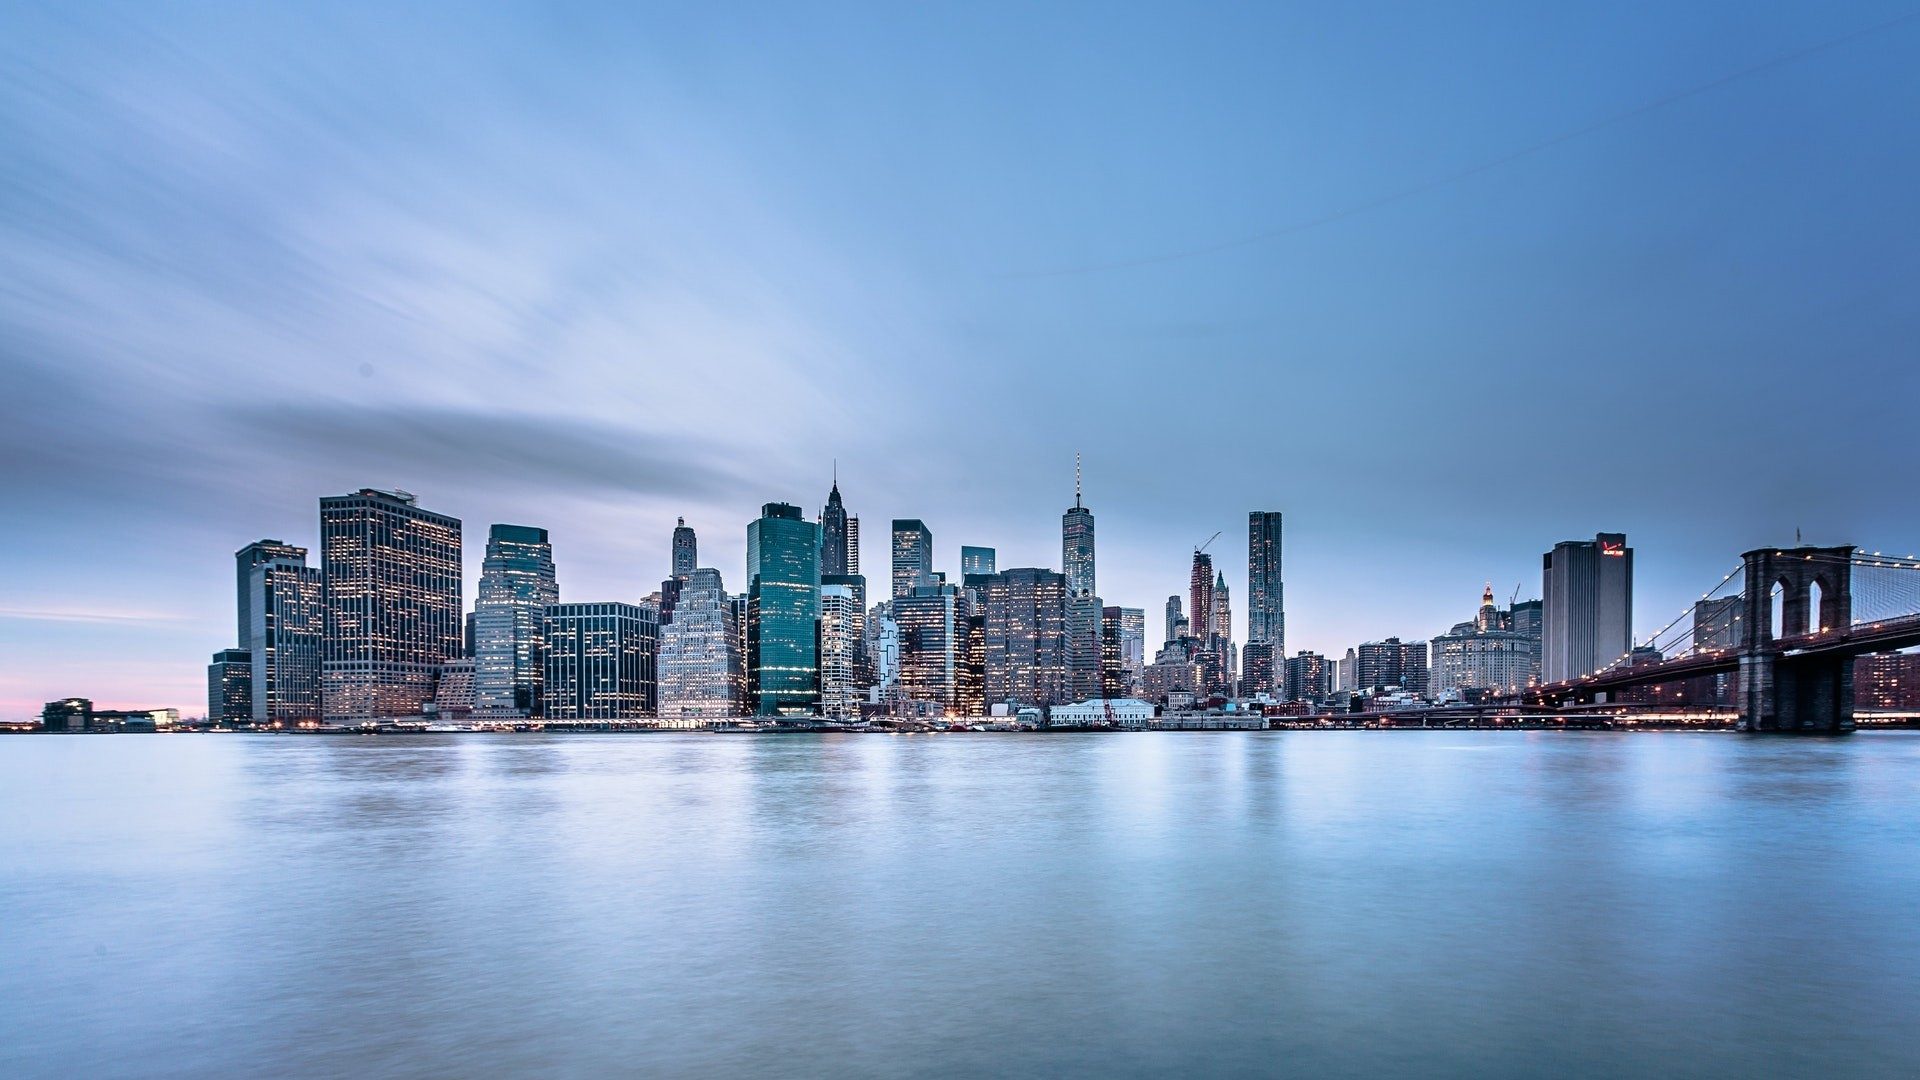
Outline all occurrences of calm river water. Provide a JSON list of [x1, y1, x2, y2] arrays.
[[3, 732, 1917, 1078]]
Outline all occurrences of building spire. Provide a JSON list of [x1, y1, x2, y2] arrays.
[[1074, 451, 1082, 508]]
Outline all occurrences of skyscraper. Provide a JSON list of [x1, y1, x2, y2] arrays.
[[895, 581, 971, 713], [249, 551, 323, 724], [981, 567, 1071, 708], [235, 539, 305, 652], [1189, 553, 1214, 652], [542, 602, 657, 720], [748, 503, 822, 716], [1541, 533, 1634, 682], [961, 546, 997, 577], [672, 517, 697, 579], [207, 649, 251, 725], [319, 489, 462, 722], [819, 582, 863, 719], [1165, 595, 1183, 645], [472, 524, 559, 718], [1064, 590, 1104, 703], [821, 476, 860, 578], [658, 567, 744, 720], [891, 519, 933, 599], [1062, 453, 1096, 596], [1284, 651, 1329, 702], [1247, 511, 1285, 692], [1107, 606, 1146, 691], [1211, 569, 1234, 693]]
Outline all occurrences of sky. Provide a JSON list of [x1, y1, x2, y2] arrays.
[[2, 1, 1918, 717]]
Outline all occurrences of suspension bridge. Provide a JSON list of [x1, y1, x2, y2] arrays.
[[1530, 544, 1920, 732]]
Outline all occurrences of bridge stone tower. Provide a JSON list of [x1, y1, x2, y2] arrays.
[[1737, 546, 1854, 733]]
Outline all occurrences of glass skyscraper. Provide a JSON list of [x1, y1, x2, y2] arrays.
[[961, 546, 996, 577], [748, 503, 822, 716], [1062, 456, 1095, 597], [891, 519, 933, 599], [981, 567, 1070, 708], [542, 602, 658, 720], [473, 524, 559, 717], [319, 488, 463, 723]]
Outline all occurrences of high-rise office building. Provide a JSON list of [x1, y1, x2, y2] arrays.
[[542, 602, 657, 720], [819, 582, 863, 719], [432, 659, 475, 723], [1165, 595, 1183, 645], [981, 567, 1071, 707], [821, 477, 860, 578], [748, 503, 821, 717], [472, 524, 559, 718], [867, 601, 900, 701], [1541, 533, 1633, 682], [1107, 606, 1146, 691], [895, 582, 971, 713], [1693, 596, 1743, 651], [1065, 590, 1104, 703], [891, 519, 933, 600], [658, 568, 744, 719], [962, 546, 997, 577], [235, 539, 305, 651], [1211, 570, 1234, 693], [320, 489, 463, 722], [1247, 512, 1285, 656], [207, 649, 252, 724], [249, 552, 324, 724], [1062, 453, 1096, 596]]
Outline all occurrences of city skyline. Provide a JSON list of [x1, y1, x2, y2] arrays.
[[5, 5, 1919, 716]]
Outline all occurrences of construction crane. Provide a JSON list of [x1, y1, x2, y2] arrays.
[[1195, 530, 1221, 555]]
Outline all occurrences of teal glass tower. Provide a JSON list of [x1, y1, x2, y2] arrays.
[[747, 503, 822, 716]]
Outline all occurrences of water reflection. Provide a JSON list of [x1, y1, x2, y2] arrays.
[[2, 732, 1917, 1077]]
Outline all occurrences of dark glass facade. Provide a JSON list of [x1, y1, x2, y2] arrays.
[[748, 503, 822, 716]]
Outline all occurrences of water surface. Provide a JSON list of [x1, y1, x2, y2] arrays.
[[3, 732, 1917, 1078]]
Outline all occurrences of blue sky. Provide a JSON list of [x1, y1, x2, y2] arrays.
[[3, 2, 1917, 715]]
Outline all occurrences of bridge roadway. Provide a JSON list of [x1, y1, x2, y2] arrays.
[[1532, 611, 1920, 706]]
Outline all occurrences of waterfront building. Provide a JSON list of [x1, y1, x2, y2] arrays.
[[235, 540, 305, 652], [472, 524, 559, 718], [980, 568, 1071, 708], [542, 602, 658, 720], [1284, 651, 1329, 702], [821, 478, 860, 578], [891, 519, 933, 599], [962, 546, 996, 577], [41, 698, 92, 732], [207, 649, 251, 724], [747, 503, 821, 717], [1857, 652, 1920, 710], [895, 582, 971, 713], [1542, 532, 1633, 682], [1247, 511, 1285, 656], [319, 489, 463, 723], [1240, 641, 1276, 697], [1050, 698, 1153, 726], [1430, 586, 1537, 697], [248, 551, 324, 724], [819, 582, 862, 719], [1062, 454, 1096, 596], [658, 568, 744, 719], [432, 659, 475, 723]]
